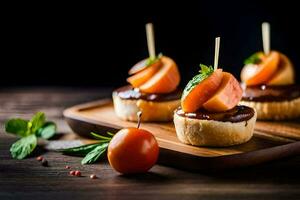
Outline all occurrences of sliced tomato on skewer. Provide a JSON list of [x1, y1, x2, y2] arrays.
[[181, 69, 223, 113], [138, 56, 180, 93], [244, 51, 280, 86], [203, 72, 242, 112]]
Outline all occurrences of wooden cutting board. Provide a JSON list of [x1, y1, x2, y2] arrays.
[[63, 99, 300, 171]]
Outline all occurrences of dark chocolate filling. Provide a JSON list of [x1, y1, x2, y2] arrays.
[[176, 105, 255, 123], [242, 84, 300, 102], [114, 85, 182, 101]]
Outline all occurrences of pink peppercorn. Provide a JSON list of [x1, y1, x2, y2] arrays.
[[36, 156, 43, 161], [75, 170, 81, 177], [69, 171, 75, 176], [90, 174, 97, 179]]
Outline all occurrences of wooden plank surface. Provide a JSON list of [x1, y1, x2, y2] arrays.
[[64, 100, 300, 153], [63, 100, 300, 170], [256, 121, 300, 140], [64, 101, 274, 157], [1, 87, 300, 200]]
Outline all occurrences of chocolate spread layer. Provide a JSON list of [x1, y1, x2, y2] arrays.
[[176, 105, 255, 123], [242, 84, 300, 102], [114, 85, 181, 101]]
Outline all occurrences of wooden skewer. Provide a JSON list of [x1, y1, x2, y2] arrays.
[[214, 37, 220, 71], [262, 22, 270, 55], [146, 23, 156, 59]]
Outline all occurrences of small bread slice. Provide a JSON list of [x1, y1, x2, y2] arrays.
[[174, 109, 257, 147], [240, 97, 300, 120], [113, 92, 180, 122]]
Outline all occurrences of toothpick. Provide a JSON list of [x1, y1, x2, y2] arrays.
[[262, 22, 270, 55], [214, 37, 220, 71], [146, 23, 156, 59]]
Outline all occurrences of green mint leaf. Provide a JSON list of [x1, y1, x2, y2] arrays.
[[182, 64, 214, 99], [81, 143, 109, 165], [29, 112, 46, 134], [5, 118, 29, 137], [60, 143, 101, 156], [10, 134, 37, 159], [36, 122, 57, 139], [244, 53, 262, 65], [199, 64, 212, 74]]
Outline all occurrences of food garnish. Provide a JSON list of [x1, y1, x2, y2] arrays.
[[5, 112, 57, 159], [60, 131, 114, 165]]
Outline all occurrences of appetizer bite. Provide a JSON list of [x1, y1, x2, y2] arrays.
[[240, 22, 300, 120], [113, 23, 181, 122], [174, 38, 257, 147]]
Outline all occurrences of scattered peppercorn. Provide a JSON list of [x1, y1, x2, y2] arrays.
[[41, 159, 48, 167], [75, 170, 81, 177], [69, 171, 75, 176], [65, 165, 71, 169], [36, 156, 43, 161], [90, 174, 97, 179]]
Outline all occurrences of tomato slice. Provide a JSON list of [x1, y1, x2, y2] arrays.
[[203, 72, 242, 112], [181, 69, 223, 113], [245, 51, 280, 86]]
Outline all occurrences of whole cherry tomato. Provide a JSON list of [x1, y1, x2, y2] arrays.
[[107, 127, 159, 174]]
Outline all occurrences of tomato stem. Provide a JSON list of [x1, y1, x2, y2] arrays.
[[137, 111, 142, 129]]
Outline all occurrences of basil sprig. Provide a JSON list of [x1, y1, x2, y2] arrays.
[[5, 112, 57, 159]]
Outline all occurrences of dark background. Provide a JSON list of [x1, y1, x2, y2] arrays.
[[3, 1, 300, 87]]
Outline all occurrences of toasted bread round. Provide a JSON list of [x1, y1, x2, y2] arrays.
[[240, 97, 300, 120], [174, 108, 257, 147], [113, 92, 180, 122]]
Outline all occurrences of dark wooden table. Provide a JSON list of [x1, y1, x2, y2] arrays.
[[1, 87, 300, 200]]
